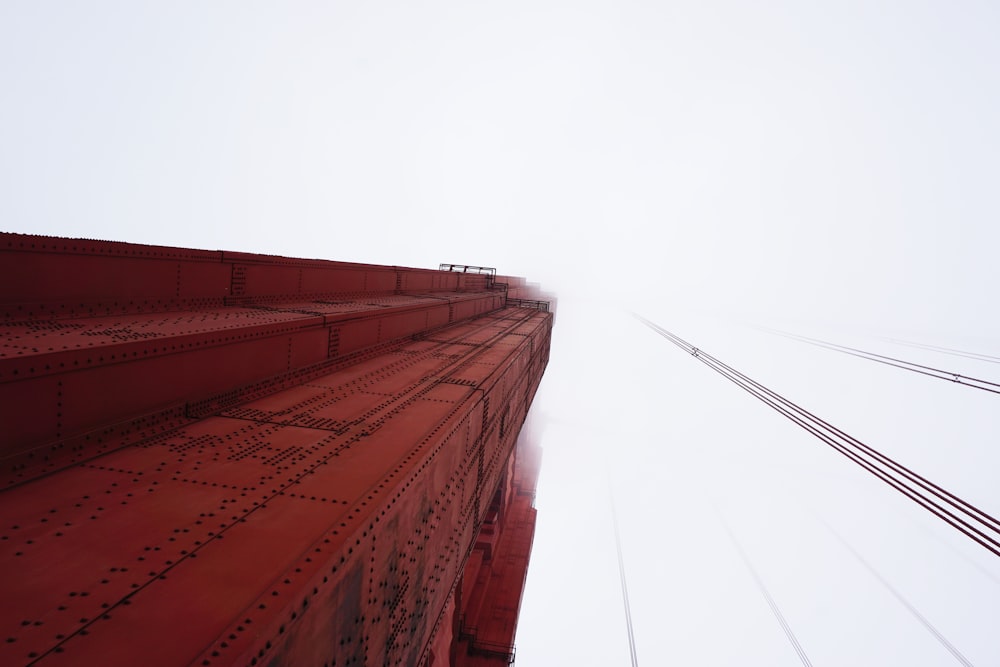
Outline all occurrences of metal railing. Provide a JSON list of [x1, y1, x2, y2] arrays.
[[438, 264, 497, 278], [507, 298, 550, 312]]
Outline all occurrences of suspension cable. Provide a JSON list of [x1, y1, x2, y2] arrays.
[[717, 511, 813, 667], [880, 337, 1000, 365], [635, 314, 1000, 558], [757, 327, 1000, 396], [820, 519, 975, 666], [608, 479, 640, 667]]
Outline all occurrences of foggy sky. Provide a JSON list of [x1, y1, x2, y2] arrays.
[[3, 2, 999, 664]]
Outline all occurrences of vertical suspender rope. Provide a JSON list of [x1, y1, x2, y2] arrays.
[[609, 479, 640, 667], [819, 519, 975, 667], [717, 511, 814, 667], [880, 337, 1000, 365], [756, 327, 1000, 396]]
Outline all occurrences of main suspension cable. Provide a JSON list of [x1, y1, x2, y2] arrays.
[[635, 314, 1000, 558]]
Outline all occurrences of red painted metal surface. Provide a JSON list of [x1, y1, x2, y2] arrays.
[[444, 434, 540, 666], [0, 234, 551, 666]]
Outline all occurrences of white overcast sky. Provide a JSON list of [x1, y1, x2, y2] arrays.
[[3, 2, 1000, 665]]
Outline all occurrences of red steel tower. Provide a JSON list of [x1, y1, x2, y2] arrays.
[[0, 233, 552, 666]]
